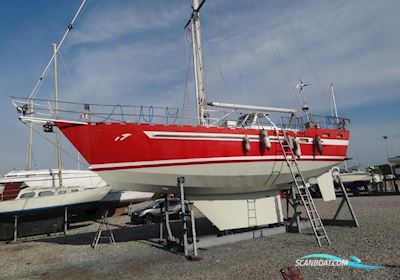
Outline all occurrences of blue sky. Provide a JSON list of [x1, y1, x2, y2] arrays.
[[0, 0, 399, 174]]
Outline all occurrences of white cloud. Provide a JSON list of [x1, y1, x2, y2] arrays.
[[69, 1, 185, 46]]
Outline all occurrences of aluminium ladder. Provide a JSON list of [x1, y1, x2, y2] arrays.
[[265, 115, 330, 246], [277, 129, 330, 246]]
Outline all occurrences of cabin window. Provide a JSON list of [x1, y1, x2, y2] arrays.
[[58, 190, 67, 194], [38, 191, 54, 197], [336, 134, 344, 139], [71, 189, 79, 192], [20, 192, 35, 198], [322, 133, 330, 138]]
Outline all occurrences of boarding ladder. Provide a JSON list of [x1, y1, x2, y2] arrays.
[[265, 115, 330, 246], [278, 129, 330, 246]]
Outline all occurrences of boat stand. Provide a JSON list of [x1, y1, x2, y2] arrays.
[[64, 207, 68, 235], [159, 195, 175, 243], [332, 175, 359, 227], [13, 215, 18, 242], [285, 186, 303, 233], [10, 207, 69, 243], [178, 177, 199, 259], [91, 209, 115, 249]]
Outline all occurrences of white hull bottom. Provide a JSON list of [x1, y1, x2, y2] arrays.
[[98, 160, 340, 197], [0, 187, 111, 215]]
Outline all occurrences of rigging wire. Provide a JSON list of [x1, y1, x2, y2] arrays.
[[278, 4, 328, 97], [203, 34, 227, 103], [59, 50, 76, 93], [28, 0, 89, 102], [21, 122, 88, 169], [181, 28, 194, 125], [209, 0, 226, 103], [254, 0, 301, 109], [203, 35, 227, 102], [231, 43, 248, 99]]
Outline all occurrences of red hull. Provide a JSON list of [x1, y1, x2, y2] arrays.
[[57, 122, 349, 169], [54, 122, 349, 195]]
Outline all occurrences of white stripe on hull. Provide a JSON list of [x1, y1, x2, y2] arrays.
[[90, 155, 344, 170], [143, 131, 349, 146], [97, 160, 340, 196]]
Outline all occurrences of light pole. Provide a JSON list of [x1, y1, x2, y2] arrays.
[[382, 135, 394, 174], [383, 136, 398, 192], [382, 136, 390, 161]]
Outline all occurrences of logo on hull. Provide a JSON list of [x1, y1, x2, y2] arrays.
[[114, 133, 132, 142]]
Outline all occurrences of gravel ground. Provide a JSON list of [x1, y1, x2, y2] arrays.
[[1, 195, 399, 280]]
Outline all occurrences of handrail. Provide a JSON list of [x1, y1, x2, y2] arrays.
[[11, 96, 350, 130]]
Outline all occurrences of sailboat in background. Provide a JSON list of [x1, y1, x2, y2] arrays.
[[11, 0, 350, 198]]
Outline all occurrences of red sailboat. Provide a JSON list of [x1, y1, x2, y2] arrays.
[[12, 0, 350, 198]]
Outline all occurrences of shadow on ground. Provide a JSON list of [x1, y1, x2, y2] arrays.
[[34, 217, 219, 246]]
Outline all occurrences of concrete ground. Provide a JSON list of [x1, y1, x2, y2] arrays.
[[0, 195, 399, 280]]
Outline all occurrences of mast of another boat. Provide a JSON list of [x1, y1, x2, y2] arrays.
[[191, 0, 207, 125], [330, 83, 339, 119], [53, 43, 63, 189], [25, 99, 33, 170], [330, 83, 348, 170]]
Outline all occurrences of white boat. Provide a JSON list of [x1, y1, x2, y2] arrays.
[[308, 167, 371, 196], [338, 171, 371, 184], [331, 167, 371, 184], [0, 169, 153, 215], [0, 169, 106, 190]]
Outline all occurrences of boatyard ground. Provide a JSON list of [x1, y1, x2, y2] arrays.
[[1, 195, 400, 280]]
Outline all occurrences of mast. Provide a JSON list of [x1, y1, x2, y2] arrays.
[[331, 83, 346, 169], [191, 0, 207, 125], [330, 83, 339, 119], [25, 99, 33, 170], [53, 43, 63, 189]]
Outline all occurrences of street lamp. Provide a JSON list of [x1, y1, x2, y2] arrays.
[[383, 136, 395, 176], [382, 136, 398, 192], [383, 136, 389, 160]]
